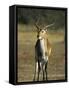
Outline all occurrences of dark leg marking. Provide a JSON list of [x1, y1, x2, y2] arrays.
[[45, 62, 48, 80], [37, 61, 41, 81]]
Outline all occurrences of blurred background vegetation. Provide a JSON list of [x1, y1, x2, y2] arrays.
[[17, 7, 65, 30]]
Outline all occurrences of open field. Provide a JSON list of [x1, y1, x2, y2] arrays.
[[17, 24, 65, 82]]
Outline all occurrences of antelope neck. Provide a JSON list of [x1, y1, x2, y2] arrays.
[[38, 37, 44, 40]]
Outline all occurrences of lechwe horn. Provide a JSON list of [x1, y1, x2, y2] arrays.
[[43, 23, 54, 30], [35, 19, 41, 30], [35, 23, 40, 30]]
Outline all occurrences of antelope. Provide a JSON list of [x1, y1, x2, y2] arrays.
[[33, 22, 54, 81]]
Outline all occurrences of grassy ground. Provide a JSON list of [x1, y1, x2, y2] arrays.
[[17, 24, 65, 82]]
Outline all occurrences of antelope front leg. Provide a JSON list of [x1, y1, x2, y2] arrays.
[[33, 62, 36, 81], [45, 62, 48, 80], [37, 62, 41, 81], [33, 62, 40, 81], [42, 64, 45, 81]]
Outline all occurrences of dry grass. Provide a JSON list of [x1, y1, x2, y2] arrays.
[[17, 24, 65, 82]]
